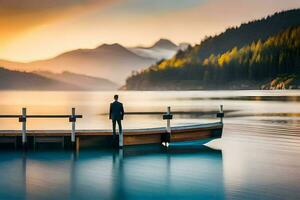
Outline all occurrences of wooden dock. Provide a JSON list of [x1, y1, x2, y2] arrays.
[[0, 106, 224, 150]]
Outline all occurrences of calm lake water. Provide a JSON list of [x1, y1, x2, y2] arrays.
[[0, 90, 300, 199]]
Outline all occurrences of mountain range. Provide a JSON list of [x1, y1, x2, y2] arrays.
[[130, 39, 189, 60], [0, 39, 184, 86], [0, 67, 75, 90], [0, 67, 118, 90]]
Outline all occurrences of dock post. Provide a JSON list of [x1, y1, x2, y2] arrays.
[[21, 108, 27, 149], [166, 106, 171, 134], [219, 105, 224, 123], [162, 106, 172, 146], [71, 108, 76, 150]]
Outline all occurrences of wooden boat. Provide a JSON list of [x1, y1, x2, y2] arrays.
[[118, 122, 223, 146]]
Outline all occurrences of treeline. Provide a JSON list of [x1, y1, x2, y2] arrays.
[[125, 9, 300, 90], [194, 8, 300, 60], [201, 26, 300, 83]]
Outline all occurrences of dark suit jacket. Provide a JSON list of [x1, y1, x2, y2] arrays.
[[109, 101, 124, 120]]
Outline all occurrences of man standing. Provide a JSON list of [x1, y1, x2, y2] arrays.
[[109, 95, 124, 146]]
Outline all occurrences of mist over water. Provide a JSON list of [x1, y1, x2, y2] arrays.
[[0, 90, 300, 199]]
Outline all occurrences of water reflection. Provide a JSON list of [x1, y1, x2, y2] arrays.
[[0, 145, 223, 200], [1, 126, 300, 200], [1, 90, 300, 199], [220, 141, 300, 200]]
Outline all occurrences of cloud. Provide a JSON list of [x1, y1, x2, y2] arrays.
[[0, 0, 120, 45]]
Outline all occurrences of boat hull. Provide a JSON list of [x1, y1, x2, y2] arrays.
[[0, 122, 223, 149], [123, 122, 223, 146]]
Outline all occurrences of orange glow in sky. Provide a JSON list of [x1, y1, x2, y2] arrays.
[[0, 0, 300, 62]]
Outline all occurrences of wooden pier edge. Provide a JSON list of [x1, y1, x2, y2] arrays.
[[0, 122, 223, 150], [0, 106, 224, 150]]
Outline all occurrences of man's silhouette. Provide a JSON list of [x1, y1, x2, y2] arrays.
[[109, 95, 124, 142]]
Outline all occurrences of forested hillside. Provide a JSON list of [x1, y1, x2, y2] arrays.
[[194, 8, 300, 60], [125, 9, 300, 90]]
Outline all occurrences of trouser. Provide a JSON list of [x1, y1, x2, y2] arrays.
[[112, 119, 122, 137]]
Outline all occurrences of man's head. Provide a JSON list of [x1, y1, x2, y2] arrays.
[[114, 95, 119, 101]]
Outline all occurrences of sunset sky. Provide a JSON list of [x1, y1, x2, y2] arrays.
[[1, 0, 300, 62]]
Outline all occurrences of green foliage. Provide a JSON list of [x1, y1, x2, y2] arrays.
[[203, 26, 300, 80]]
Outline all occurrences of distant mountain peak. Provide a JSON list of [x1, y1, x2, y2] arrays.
[[152, 39, 178, 50], [130, 39, 188, 61], [97, 43, 126, 51]]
